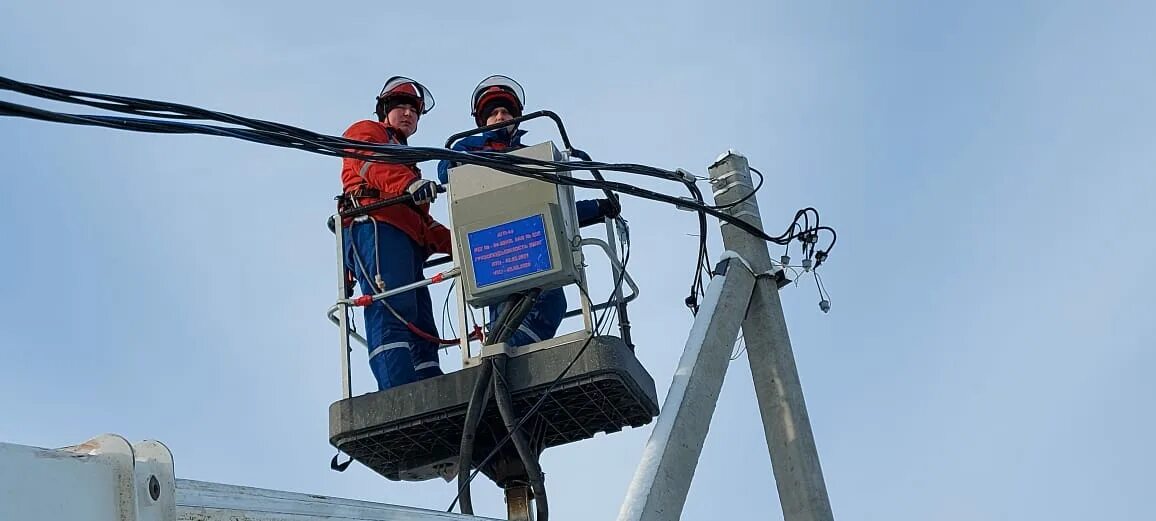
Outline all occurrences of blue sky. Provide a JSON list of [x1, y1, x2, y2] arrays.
[[2, 1, 1154, 519]]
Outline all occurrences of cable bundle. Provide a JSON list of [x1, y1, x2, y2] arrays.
[[0, 74, 840, 512], [0, 75, 834, 260]]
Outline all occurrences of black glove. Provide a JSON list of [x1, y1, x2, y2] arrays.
[[597, 198, 621, 219], [406, 179, 439, 204]]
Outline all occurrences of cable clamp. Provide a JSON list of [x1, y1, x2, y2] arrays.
[[673, 168, 698, 183], [673, 196, 701, 212], [716, 250, 755, 275], [716, 250, 782, 279]]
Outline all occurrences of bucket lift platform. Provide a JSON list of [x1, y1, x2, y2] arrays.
[[328, 138, 654, 487], [329, 333, 657, 482]]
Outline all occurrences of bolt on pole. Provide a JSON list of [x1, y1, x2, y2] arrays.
[[708, 151, 835, 521]]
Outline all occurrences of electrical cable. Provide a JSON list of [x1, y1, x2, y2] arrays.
[[0, 76, 836, 263], [815, 270, 832, 310], [709, 165, 765, 211], [345, 215, 477, 346], [492, 353, 549, 521], [456, 358, 493, 515], [0, 76, 839, 514], [442, 280, 457, 339], [3, 94, 835, 260], [448, 329, 598, 514], [378, 298, 479, 346], [487, 292, 549, 521], [455, 289, 542, 517], [730, 335, 747, 361], [600, 217, 632, 336], [446, 276, 617, 513]]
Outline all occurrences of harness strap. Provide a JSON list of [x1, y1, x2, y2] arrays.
[[335, 185, 383, 212]]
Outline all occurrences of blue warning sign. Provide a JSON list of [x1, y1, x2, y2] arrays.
[[468, 214, 554, 288]]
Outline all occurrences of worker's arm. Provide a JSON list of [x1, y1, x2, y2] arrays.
[[343, 121, 419, 197], [436, 159, 453, 184], [414, 164, 453, 255], [427, 220, 452, 255], [437, 136, 486, 184], [577, 198, 621, 228]]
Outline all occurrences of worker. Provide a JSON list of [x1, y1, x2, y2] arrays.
[[338, 76, 450, 391], [437, 75, 619, 348]]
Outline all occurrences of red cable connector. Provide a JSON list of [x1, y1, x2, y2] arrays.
[[403, 323, 485, 346]]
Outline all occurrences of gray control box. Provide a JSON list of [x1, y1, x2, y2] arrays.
[[447, 141, 582, 307]]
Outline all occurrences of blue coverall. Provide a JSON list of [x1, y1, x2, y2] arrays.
[[344, 221, 444, 388]]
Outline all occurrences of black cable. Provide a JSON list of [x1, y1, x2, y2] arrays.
[[709, 165, 765, 210], [568, 148, 621, 218], [676, 179, 710, 316], [559, 146, 628, 346], [597, 220, 632, 337], [5, 99, 832, 255], [443, 167, 651, 512], [454, 289, 541, 516], [689, 163, 766, 311], [0, 76, 835, 257], [446, 273, 617, 513], [815, 269, 831, 303], [447, 324, 599, 514], [609, 217, 632, 341], [442, 280, 457, 340], [492, 354, 549, 521], [487, 291, 545, 521], [0, 78, 676, 187], [1, 76, 840, 514], [456, 360, 492, 515]]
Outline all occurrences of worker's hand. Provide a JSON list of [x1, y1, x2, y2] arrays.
[[406, 179, 439, 204], [597, 198, 621, 219]]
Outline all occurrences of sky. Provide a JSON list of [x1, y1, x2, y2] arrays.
[[1, 1, 1154, 519]]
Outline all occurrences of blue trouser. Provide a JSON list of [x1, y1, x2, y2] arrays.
[[343, 220, 442, 391], [486, 200, 605, 347]]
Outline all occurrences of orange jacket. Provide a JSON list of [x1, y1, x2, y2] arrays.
[[340, 120, 452, 255]]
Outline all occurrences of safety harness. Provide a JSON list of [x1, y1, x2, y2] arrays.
[[335, 152, 481, 347]]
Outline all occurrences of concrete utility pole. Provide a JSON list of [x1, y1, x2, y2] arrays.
[[616, 257, 755, 521], [618, 150, 834, 521], [709, 151, 834, 521]]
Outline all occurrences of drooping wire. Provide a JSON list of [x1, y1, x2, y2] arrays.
[[0, 74, 842, 331], [0, 74, 842, 511], [442, 279, 458, 339], [3, 95, 835, 261], [730, 334, 747, 361], [446, 248, 624, 514], [603, 217, 632, 336], [815, 270, 832, 307], [591, 216, 633, 337], [710, 166, 765, 211], [0, 76, 836, 264]]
